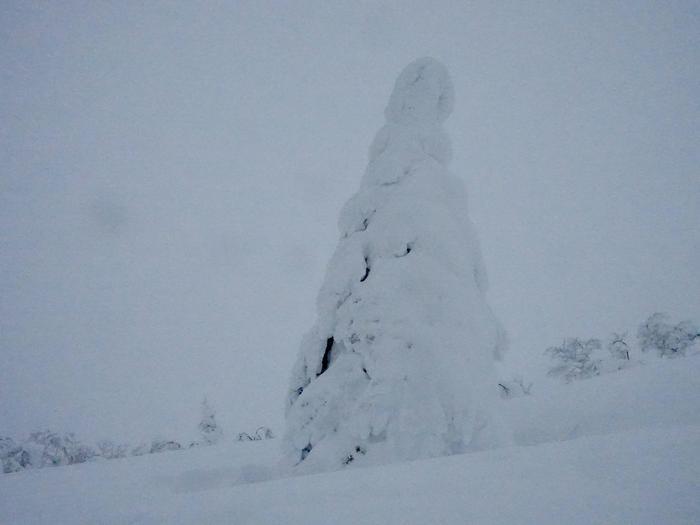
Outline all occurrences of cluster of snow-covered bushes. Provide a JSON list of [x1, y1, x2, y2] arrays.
[[637, 312, 699, 357], [545, 312, 699, 383], [1, 431, 97, 473], [1, 432, 205, 473], [1, 398, 274, 474], [236, 427, 275, 442]]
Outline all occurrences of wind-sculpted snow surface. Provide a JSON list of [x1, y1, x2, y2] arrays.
[[284, 58, 508, 472]]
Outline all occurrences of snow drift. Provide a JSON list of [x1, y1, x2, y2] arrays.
[[3, 355, 700, 524], [283, 58, 508, 471]]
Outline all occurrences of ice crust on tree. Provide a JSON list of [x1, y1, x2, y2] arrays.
[[284, 57, 508, 472]]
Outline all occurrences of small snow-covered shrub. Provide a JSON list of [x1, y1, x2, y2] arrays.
[[131, 439, 181, 456], [28, 430, 71, 467], [97, 440, 129, 460], [0, 436, 15, 453], [130, 443, 150, 457], [546, 338, 602, 383], [149, 439, 182, 454], [254, 426, 274, 440], [236, 427, 274, 442], [638, 313, 699, 358], [64, 435, 97, 465], [598, 332, 640, 374]]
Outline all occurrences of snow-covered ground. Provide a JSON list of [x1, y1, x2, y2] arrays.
[[2, 355, 698, 524]]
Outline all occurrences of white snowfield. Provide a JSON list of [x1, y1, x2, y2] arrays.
[[2, 356, 699, 524]]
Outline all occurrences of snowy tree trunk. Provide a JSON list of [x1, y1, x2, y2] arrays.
[[284, 58, 508, 472]]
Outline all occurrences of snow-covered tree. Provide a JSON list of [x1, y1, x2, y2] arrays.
[[607, 332, 630, 360], [637, 313, 699, 358], [545, 338, 602, 383], [597, 331, 639, 374], [198, 397, 223, 446], [284, 58, 508, 472]]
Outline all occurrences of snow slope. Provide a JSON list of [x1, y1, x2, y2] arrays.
[[2, 356, 698, 524], [503, 355, 700, 446]]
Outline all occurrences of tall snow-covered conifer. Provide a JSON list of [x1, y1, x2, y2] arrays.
[[198, 397, 222, 446], [284, 58, 508, 472]]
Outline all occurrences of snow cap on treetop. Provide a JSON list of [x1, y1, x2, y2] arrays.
[[385, 57, 454, 126]]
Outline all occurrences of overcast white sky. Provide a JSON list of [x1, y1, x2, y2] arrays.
[[1, 1, 698, 443]]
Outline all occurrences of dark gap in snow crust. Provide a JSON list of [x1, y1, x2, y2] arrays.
[[300, 443, 312, 461], [342, 445, 367, 465], [318, 337, 334, 376], [396, 243, 413, 257], [360, 258, 370, 282]]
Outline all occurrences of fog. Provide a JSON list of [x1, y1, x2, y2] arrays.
[[1, 1, 698, 442]]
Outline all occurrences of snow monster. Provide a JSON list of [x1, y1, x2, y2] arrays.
[[284, 58, 508, 472]]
